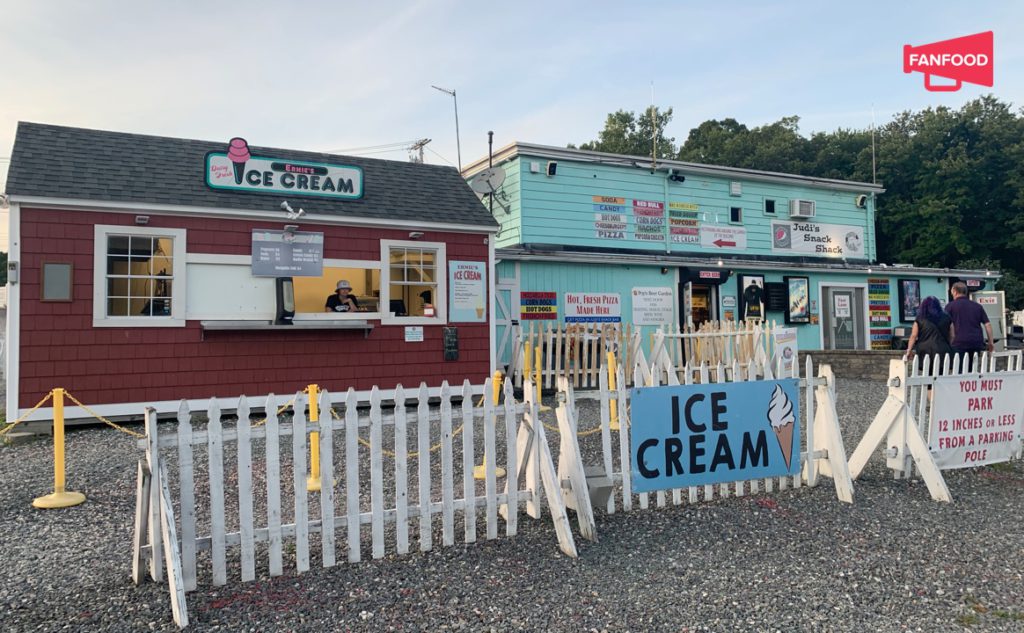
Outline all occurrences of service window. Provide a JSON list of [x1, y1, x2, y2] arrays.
[[381, 240, 447, 324], [41, 262, 73, 302], [292, 263, 382, 318], [92, 225, 187, 327]]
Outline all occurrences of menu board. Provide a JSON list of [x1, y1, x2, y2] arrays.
[[868, 278, 893, 350], [632, 199, 666, 242], [593, 196, 628, 239], [251, 230, 324, 277], [669, 202, 701, 245]]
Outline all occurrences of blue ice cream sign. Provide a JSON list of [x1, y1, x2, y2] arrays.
[[630, 379, 801, 492]]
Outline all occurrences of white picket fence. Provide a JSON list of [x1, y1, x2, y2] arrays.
[[132, 379, 576, 628], [850, 350, 1024, 502]]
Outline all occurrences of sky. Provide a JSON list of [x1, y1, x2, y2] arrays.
[[0, 0, 1021, 189]]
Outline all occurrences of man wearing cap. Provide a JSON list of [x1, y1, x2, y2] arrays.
[[325, 280, 360, 313]]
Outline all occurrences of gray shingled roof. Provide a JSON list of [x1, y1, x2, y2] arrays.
[[5, 122, 497, 228]]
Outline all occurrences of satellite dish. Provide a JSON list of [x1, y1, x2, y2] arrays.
[[470, 167, 505, 194]]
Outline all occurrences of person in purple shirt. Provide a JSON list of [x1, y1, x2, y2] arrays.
[[944, 282, 994, 370]]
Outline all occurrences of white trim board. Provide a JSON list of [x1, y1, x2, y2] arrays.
[[9, 196, 497, 235], [6, 203, 21, 422]]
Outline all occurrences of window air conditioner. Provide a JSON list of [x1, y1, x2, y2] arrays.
[[789, 199, 816, 219]]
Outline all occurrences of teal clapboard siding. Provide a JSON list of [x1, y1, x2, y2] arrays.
[[509, 155, 876, 262], [516, 260, 673, 355], [492, 161, 523, 248]]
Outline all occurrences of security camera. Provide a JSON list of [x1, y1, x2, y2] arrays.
[[409, 231, 424, 239], [281, 201, 304, 220], [854, 194, 868, 209], [281, 201, 293, 213], [667, 169, 686, 183]]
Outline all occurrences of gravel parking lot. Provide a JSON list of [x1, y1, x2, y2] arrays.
[[2, 377, 1023, 632]]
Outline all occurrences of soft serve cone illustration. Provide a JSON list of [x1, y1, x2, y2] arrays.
[[227, 137, 251, 184], [767, 384, 796, 469]]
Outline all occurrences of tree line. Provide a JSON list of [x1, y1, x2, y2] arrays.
[[571, 96, 1024, 308]]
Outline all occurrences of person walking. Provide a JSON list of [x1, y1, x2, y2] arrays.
[[945, 281, 994, 371], [906, 296, 955, 371]]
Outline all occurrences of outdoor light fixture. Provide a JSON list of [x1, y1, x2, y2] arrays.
[[283, 224, 299, 235], [717, 259, 723, 267], [135, 215, 150, 225], [409, 231, 424, 240], [661, 267, 669, 274]]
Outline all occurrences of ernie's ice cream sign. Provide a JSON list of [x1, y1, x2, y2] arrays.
[[206, 138, 363, 199], [630, 380, 801, 492]]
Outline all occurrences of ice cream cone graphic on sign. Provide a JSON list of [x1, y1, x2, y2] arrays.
[[227, 137, 250, 184], [767, 384, 796, 469]]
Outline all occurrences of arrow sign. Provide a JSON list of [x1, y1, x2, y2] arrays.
[[713, 239, 736, 248]]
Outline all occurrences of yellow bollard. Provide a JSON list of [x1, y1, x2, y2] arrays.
[[607, 352, 620, 431], [33, 388, 86, 509], [306, 384, 322, 492], [475, 371, 507, 480]]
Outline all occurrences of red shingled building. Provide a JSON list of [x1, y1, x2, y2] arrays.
[[5, 123, 497, 422]]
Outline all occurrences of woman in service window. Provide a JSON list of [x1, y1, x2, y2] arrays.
[[325, 280, 360, 313]]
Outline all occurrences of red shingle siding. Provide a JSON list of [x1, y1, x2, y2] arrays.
[[18, 208, 491, 407]]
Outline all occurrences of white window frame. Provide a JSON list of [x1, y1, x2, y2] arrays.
[[294, 257, 384, 321], [93, 224, 188, 327], [380, 239, 447, 325]]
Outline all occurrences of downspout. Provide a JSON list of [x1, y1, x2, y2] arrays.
[[663, 173, 671, 254]]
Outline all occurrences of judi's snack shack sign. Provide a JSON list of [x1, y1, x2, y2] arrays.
[[630, 380, 801, 492], [206, 137, 363, 199]]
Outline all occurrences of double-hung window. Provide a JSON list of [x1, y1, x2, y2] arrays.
[[380, 239, 447, 324], [93, 225, 187, 327]]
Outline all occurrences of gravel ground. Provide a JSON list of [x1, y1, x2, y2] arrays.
[[2, 377, 1023, 632]]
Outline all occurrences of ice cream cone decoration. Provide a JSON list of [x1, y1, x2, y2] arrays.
[[227, 137, 251, 185], [767, 384, 796, 470]]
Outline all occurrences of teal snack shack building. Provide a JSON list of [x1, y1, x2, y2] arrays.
[[463, 143, 997, 365]]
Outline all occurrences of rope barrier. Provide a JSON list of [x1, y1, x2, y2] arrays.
[[63, 391, 146, 439], [0, 391, 54, 438]]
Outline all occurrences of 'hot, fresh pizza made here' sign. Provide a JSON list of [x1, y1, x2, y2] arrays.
[[630, 380, 801, 492]]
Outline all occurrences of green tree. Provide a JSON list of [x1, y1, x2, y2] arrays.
[[573, 106, 676, 158]]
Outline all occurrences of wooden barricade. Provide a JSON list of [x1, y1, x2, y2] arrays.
[[509, 320, 781, 392], [849, 351, 1024, 502], [132, 379, 574, 628], [510, 322, 633, 389]]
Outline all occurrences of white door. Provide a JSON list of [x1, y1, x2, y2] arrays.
[[495, 278, 518, 368]]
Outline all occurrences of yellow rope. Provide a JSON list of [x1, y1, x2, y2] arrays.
[[252, 397, 297, 428], [0, 391, 54, 437], [63, 391, 146, 439], [330, 406, 467, 459]]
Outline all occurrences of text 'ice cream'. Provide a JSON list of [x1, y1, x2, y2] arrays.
[[767, 384, 796, 469]]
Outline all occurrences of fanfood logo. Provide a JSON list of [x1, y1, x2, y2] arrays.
[[903, 31, 993, 92]]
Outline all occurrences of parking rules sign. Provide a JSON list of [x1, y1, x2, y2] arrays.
[[929, 374, 1024, 469]]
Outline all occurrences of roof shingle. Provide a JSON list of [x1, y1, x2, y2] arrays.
[[5, 122, 497, 229]]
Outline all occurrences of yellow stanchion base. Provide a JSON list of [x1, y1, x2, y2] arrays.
[[609, 422, 620, 431], [32, 491, 86, 509], [538, 405, 553, 412], [473, 465, 507, 480], [307, 477, 337, 492]]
